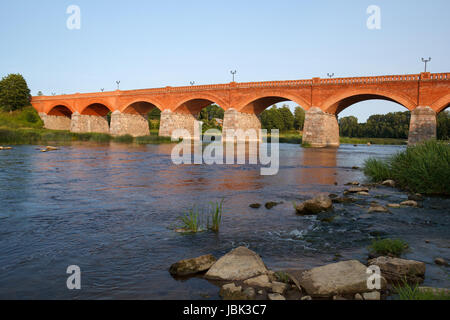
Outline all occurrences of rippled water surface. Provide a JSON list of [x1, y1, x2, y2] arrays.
[[0, 143, 448, 299]]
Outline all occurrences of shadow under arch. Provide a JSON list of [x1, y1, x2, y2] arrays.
[[81, 102, 113, 116], [120, 100, 163, 115], [47, 105, 73, 117]]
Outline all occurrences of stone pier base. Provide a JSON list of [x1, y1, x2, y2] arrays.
[[70, 112, 109, 134], [408, 106, 436, 145], [302, 107, 340, 148], [110, 111, 149, 137], [222, 109, 262, 142], [39, 113, 72, 131], [159, 110, 198, 138]]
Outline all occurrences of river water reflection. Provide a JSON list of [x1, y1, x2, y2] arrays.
[[0, 143, 448, 299]]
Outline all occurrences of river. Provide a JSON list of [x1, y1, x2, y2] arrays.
[[0, 143, 448, 299]]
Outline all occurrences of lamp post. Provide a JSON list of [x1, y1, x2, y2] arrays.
[[421, 57, 431, 72], [116, 81, 121, 90], [101, 88, 104, 92], [327, 73, 335, 78], [230, 70, 237, 82], [190, 81, 195, 86]]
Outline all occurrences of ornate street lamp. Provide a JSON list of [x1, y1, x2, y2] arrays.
[[327, 73, 335, 78], [116, 81, 121, 90]]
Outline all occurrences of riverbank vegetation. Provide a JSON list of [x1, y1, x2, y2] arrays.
[[394, 282, 450, 300], [363, 140, 450, 195]]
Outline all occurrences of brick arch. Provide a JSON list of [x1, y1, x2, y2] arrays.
[[120, 98, 164, 114], [47, 105, 73, 117], [80, 101, 113, 116], [44, 102, 75, 114], [322, 89, 416, 115], [430, 93, 450, 114], [172, 93, 228, 115], [236, 91, 311, 115]]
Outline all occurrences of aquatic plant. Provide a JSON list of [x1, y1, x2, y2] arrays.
[[207, 199, 224, 233], [176, 200, 224, 234], [394, 280, 450, 300], [363, 140, 450, 195], [368, 238, 408, 257], [178, 207, 203, 233]]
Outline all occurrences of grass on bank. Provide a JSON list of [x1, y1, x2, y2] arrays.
[[363, 140, 450, 195], [265, 131, 407, 145], [368, 238, 409, 257], [394, 281, 450, 300]]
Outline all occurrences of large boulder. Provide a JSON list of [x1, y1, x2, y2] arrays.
[[299, 260, 386, 297], [169, 254, 217, 276], [368, 256, 426, 284], [295, 194, 333, 215], [205, 246, 268, 281]]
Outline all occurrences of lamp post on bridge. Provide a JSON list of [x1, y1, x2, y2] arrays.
[[327, 73, 335, 78], [190, 81, 195, 86], [116, 81, 121, 90], [230, 70, 237, 82], [421, 57, 431, 72]]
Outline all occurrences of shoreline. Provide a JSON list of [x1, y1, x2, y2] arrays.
[[1, 127, 409, 146]]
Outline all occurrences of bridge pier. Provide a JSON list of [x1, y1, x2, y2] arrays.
[[70, 112, 110, 134], [159, 110, 198, 138], [408, 106, 436, 145], [39, 113, 72, 131], [302, 107, 340, 148], [109, 111, 149, 137], [222, 108, 261, 142]]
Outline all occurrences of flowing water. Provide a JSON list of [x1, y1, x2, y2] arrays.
[[0, 143, 448, 299]]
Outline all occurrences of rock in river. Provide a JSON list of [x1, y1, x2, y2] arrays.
[[381, 180, 396, 187], [295, 194, 333, 215], [368, 256, 425, 284], [219, 283, 245, 300], [400, 200, 418, 207], [368, 205, 390, 213], [244, 274, 272, 288], [299, 260, 386, 297], [169, 254, 217, 276], [205, 246, 268, 281], [346, 187, 369, 193]]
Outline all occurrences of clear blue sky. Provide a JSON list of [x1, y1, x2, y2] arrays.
[[0, 0, 449, 121]]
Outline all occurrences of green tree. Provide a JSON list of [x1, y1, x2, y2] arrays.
[[261, 106, 284, 131], [294, 106, 305, 130], [278, 105, 294, 131], [437, 110, 450, 140], [0, 74, 32, 112]]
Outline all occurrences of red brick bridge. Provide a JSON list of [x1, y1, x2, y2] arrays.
[[31, 72, 450, 147]]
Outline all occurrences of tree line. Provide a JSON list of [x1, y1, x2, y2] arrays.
[[339, 111, 450, 140]]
